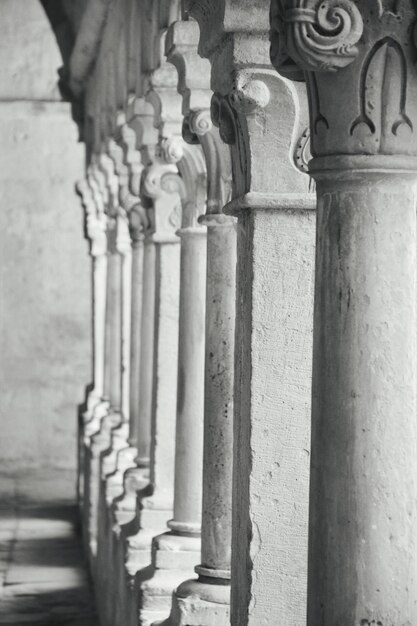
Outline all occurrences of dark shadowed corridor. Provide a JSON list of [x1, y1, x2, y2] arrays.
[[0, 470, 98, 625]]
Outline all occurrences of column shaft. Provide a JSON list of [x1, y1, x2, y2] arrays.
[[169, 227, 206, 533], [121, 244, 132, 423], [308, 161, 417, 624], [136, 236, 156, 467], [92, 253, 107, 404], [108, 249, 122, 413], [102, 250, 114, 406], [198, 218, 236, 576], [231, 201, 314, 625], [149, 238, 181, 509], [129, 237, 145, 447]]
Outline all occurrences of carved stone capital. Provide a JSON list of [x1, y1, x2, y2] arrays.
[[177, 142, 208, 228], [145, 31, 185, 142], [165, 19, 212, 112], [159, 135, 185, 164], [183, 106, 232, 215], [120, 123, 144, 198], [98, 152, 119, 217], [87, 166, 108, 255], [77, 176, 108, 256], [229, 71, 271, 114], [108, 136, 131, 209], [90, 157, 109, 212], [76, 179, 96, 237], [127, 99, 159, 175], [271, 0, 363, 76], [188, 1, 311, 199], [184, 109, 213, 142], [210, 69, 311, 197], [142, 161, 182, 240], [270, 0, 417, 157], [128, 204, 149, 243]]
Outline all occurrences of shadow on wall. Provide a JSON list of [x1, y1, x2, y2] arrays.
[[0, 0, 91, 476], [40, 0, 87, 125]]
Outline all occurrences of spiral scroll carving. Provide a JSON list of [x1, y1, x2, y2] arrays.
[[160, 136, 185, 164], [271, 0, 364, 75], [189, 110, 213, 137]]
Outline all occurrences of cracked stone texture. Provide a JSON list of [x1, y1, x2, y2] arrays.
[[0, 470, 98, 625]]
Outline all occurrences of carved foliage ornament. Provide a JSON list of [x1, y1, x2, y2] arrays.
[[143, 162, 182, 237], [271, 0, 364, 77], [271, 1, 417, 156]]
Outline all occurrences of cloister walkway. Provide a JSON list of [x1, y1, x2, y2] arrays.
[[0, 469, 98, 626]]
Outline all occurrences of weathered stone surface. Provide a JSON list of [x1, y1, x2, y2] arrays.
[[0, 99, 89, 476], [271, 2, 417, 623]]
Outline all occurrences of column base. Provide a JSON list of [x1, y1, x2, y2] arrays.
[[90, 410, 122, 452], [139, 569, 195, 626], [103, 446, 139, 504], [84, 399, 110, 442], [154, 532, 200, 570], [84, 409, 122, 563], [112, 466, 150, 525], [100, 421, 130, 477], [154, 577, 230, 626], [137, 532, 200, 625], [124, 494, 173, 575]]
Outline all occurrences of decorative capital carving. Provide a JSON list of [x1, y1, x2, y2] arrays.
[[229, 73, 271, 114], [127, 99, 160, 176], [270, 0, 417, 157], [185, 1, 312, 201], [211, 65, 312, 196], [183, 104, 233, 215], [176, 142, 208, 229], [98, 152, 119, 216], [145, 31, 185, 141], [165, 19, 212, 112], [188, 109, 213, 138], [76, 177, 107, 256], [142, 161, 182, 240], [128, 204, 150, 242], [120, 123, 144, 198], [159, 135, 185, 164], [270, 1, 363, 77], [108, 137, 131, 209]]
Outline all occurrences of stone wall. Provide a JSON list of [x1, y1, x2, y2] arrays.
[[0, 0, 90, 475]]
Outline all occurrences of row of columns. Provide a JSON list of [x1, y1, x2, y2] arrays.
[[75, 0, 417, 624]]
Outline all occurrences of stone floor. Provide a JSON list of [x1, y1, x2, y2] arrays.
[[0, 469, 98, 625]]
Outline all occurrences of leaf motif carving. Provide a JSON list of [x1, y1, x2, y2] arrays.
[[271, 0, 364, 75]]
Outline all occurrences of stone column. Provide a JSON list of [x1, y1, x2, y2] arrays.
[[101, 136, 146, 502], [271, 2, 417, 623], [85, 161, 112, 431], [125, 160, 182, 581], [169, 168, 206, 540], [80, 158, 112, 554], [86, 152, 123, 560], [100, 208, 133, 500], [171, 151, 207, 538], [75, 175, 108, 509], [77, 176, 108, 425], [113, 116, 155, 522], [160, 18, 237, 624], [113, 196, 157, 626], [138, 146, 207, 625], [124, 19, 186, 592]]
